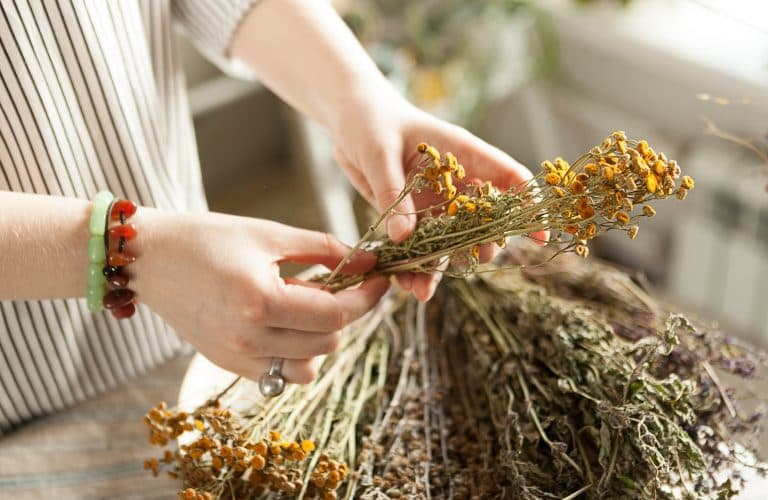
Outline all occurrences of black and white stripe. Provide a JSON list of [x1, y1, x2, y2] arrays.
[[0, 0, 258, 433]]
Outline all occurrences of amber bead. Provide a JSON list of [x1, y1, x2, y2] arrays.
[[110, 199, 137, 220], [107, 249, 136, 266], [108, 271, 129, 288], [108, 223, 137, 240], [111, 302, 136, 319], [103, 288, 135, 309]]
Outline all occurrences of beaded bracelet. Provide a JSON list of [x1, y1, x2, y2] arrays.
[[86, 191, 114, 312], [102, 198, 138, 319]]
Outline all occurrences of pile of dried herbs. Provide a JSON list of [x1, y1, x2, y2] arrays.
[[144, 244, 767, 499]]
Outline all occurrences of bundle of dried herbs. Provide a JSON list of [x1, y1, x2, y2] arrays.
[[320, 131, 694, 292], [143, 245, 766, 499]]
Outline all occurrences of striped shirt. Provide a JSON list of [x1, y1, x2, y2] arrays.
[[0, 0, 259, 434]]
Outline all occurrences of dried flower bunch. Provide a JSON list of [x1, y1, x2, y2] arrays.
[[144, 244, 766, 499], [143, 398, 343, 499], [320, 131, 694, 291]]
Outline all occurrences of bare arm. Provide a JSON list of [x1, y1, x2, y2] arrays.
[[0, 192, 91, 300]]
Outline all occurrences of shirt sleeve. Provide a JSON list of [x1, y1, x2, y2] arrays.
[[171, 0, 264, 79]]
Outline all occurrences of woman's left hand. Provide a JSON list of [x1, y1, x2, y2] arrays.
[[332, 89, 549, 301]]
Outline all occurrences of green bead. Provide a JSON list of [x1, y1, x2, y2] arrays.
[[89, 190, 114, 236], [88, 236, 106, 263], [86, 286, 103, 313], [87, 263, 104, 287]]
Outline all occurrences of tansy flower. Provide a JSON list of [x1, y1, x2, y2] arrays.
[[646, 175, 658, 193], [681, 175, 694, 190], [570, 180, 585, 194], [553, 187, 566, 198], [447, 200, 459, 216], [546, 173, 561, 186], [643, 205, 656, 217], [628, 225, 639, 239], [616, 211, 630, 225], [585, 163, 599, 175]]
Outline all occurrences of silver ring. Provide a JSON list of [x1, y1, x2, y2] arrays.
[[258, 357, 285, 398]]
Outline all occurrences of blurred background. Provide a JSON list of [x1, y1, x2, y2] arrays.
[[180, 0, 768, 345]]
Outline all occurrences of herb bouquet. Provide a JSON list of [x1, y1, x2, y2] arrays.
[[142, 134, 766, 499]]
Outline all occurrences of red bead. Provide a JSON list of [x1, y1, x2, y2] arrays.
[[108, 272, 129, 288], [103, 288, 135, 309], [108, 223, 137, 240], [107, 250, 136, 266], [111, 302, 136, 319], [111, 199, 137, 220]]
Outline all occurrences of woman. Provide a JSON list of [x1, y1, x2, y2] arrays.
[[0, 0, 543, 433]]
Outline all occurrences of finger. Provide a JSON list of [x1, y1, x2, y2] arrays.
[[478, 243, 498, 263], [528, 230, 550, 246], [235, 357, 323, 385], [236, 327, 342, 359], [335, 149, 376, 206], [367, 147, 416, 243], [271, 226, 376, 275], [395, 272, 414, 292], [265, 275, 390, 331], [412, 258, 449, 302]]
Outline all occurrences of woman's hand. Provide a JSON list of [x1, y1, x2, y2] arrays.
[[332, 89, 548, 301], [132, 209, 389, 384]]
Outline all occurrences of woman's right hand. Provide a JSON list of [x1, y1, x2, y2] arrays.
[[132, 209, 389, 384]]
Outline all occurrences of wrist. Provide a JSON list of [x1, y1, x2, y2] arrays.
[[128, 207, 182, 307]]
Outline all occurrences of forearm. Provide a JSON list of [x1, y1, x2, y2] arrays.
[[0, 192, 92, 300], [230, 0, 395, 136]]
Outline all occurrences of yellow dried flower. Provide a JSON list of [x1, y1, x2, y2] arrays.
[[653, 160, 667, 176], [269, 430, 281, 441], [616, 211, 630, 225], [553, 187, 566, 198], [681, 175, 694, 190], [575, 244, 590, 258], [541, 160, 556, 173], [628, 225, 639, 239], [445, 185, 457, 199], [447, 200, 459, 216], [546, 173, 561, 186], [636, 140, 650, 157], [417, 143, 428, 153], [301, 440, 316, 452], [442, 171, 453, 188], [570, 180, 585, 194], [426, 146, 440, 160], [464, 202, 477, 213], [612, 130, 627, 141], [471, 245, 480, 259], [194, 420, 204, 431], [646, 175, 658, 193], [643, 205, 656, 217], [578, 205, 596, 219], [455, 164, 466, 179], [424, 166, 439, 181], [602, 166, 615, 182], [676, 187, 688, 200], [585, 163, 600, 176]]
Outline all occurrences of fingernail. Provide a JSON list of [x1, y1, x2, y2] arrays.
[[387, 214, 412, 242]]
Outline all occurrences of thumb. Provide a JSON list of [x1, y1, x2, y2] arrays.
[[368, 149, 416, 243]]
